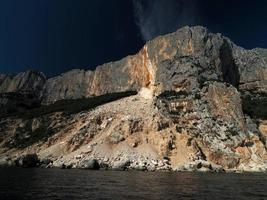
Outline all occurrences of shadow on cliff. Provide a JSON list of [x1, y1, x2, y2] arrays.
[[0, 91, 137, 119], [2, 91, 138, 149], [220, 40, 240, 88]]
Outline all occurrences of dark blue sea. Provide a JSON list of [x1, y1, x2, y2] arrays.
[[0, 168, 266, 200]]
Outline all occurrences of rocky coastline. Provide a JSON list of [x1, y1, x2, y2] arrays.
[[1, 26, 267, 172]]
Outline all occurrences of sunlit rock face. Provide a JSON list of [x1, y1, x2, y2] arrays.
[[40, 26, 241, 103], [0, 26, 267, 172], [41, 69, 93, 104]]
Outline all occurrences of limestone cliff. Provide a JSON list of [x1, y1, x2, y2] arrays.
[[0, 26, 267, 172], [0, 70, 46, 109]]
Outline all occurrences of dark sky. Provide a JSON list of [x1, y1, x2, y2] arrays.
[[0, 0, 267, 77]]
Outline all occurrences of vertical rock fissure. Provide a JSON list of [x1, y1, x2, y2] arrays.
[[219, 40, 240, 88]]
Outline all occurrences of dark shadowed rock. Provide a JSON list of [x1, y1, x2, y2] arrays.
[[233, 47, 267, 119], [0, 70, 46, 95], [14, 154, 39, 168], [0, 70, 46, 109]]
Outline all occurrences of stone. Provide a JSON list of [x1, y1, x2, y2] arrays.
[[0, 156, 11, 167], [131, 165, 147, 171], [139, 87, 154, 100], [112, 159, 131, 171], [75, 155, 83, 159], [108, 132, 125, 144], [79, 159, 100, 170], [14, 154, 39, 168], [0, 70, 46, 110], [40, 158, 53, 165], [129, 119, 144, 134]]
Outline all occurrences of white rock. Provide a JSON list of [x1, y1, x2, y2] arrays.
[[139, 87, 154, 100]]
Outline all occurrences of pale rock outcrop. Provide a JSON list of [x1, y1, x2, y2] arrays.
[[41, 69, 93, 104]]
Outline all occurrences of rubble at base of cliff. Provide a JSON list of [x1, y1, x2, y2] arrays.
[[2, 155, 266, 173]]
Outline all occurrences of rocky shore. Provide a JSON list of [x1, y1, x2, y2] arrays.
[[1, 26, 267, 172]]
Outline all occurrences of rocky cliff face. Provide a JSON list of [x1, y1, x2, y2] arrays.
[[0, 70, 46, 94], [0, 26, 267, 172], [0, 70, 46, 109]]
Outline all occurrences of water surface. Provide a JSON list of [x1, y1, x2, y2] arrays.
[[0, 168, 266, 200]]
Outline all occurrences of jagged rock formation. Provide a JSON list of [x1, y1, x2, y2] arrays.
[[0, 70, 46, 94], [0, 71, 46, 113], [0, 26, 267, 172]]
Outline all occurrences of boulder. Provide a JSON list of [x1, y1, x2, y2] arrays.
[[14, 154, 39, 168], [112, 159, 131, 171], [79, 159, 100, 170], [0, 156, 11, 167]]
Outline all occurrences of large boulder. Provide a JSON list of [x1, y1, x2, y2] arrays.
[[112, 159, 131, 171], [78, 159, 100, 170], [14, 154, 40, 168]]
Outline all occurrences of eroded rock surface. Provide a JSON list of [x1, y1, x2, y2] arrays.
[[1, 26, 267, 172], [0, 70, 46, 109]]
